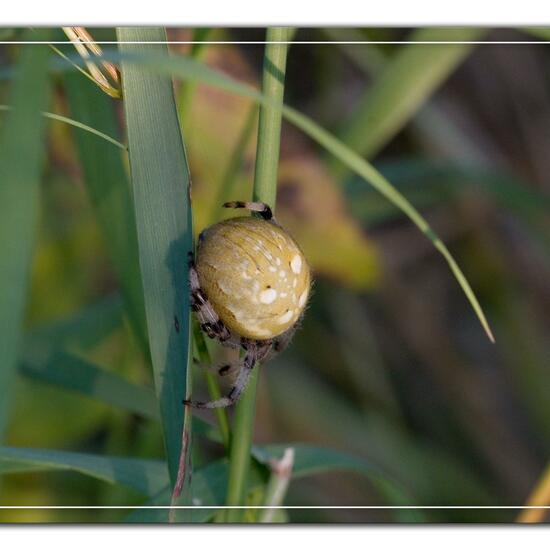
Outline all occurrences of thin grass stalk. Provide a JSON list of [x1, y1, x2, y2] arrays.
[[224, 27, 290, 522], [0, 105, 126, 150]]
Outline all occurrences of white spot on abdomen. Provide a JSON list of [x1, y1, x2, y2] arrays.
[[277, 310, 294, 324], [259, 288, 277, 304], [298, 289, 308, 308], [291, 254, 302, 274]]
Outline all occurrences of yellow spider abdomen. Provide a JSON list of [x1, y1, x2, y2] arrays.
[[196, 216, 311, 340]]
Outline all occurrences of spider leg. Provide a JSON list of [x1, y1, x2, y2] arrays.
[[223, 200, 274, 221], [184, 341, 272, 409], [188, 251, 238, 348]]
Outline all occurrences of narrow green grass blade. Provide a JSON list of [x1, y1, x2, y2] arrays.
[[336, 27, 485, 161], [258, 444, 423, 521], [0, 34, 52, 441], [282, 107, 495, 342], [0, 105, 126, 150], [63, 72, 148, 354], [0, 446, 168, 496], [257, 443, 390, 479], [18, 298, 217, 439], [19, 350, 159, 420], [117, 28, 194, 484], [114, 51, 493, 342], [18, 295, 157, 419], [18, 347, 216, 440], [24, 294, 124, 350]]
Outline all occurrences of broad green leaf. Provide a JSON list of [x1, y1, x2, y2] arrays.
[[0, 32, 52, 440], [63, 71, 148, 355], [336, 27, 485, 161], [0, 446, 168, 497], [117, 28, 194, 483]]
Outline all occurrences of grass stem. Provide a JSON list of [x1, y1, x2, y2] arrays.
[[224, 27, 290, 522]]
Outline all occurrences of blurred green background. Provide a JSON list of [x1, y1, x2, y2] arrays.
[[1, 26, 550, 523]]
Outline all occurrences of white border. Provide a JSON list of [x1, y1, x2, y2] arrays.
[[4, 0, 550, 26]]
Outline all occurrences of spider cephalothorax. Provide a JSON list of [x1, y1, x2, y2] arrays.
[[184, 200, 311, 409]]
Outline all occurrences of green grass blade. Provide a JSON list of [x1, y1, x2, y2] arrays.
[[63, 72, 148, 354], [336, 27, 485, 161], [281, 107, 495, 342], [257, 444, 415, 500], [17, 295, 156, 419], [24, 294, 124, 350], [18, 298, 222, 439], [117, 27, 194, 484], [0, 105, 126, 150], [19, 350, 159, 420], [0, 34, 52, 441], [0, 446, 168, 496], [128, 443, 420, 522], [98, 49, 494, 341]]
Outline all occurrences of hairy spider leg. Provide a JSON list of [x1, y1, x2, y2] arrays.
[[183, 340, 273, 409]]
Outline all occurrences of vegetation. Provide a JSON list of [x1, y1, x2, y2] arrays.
[[1, 26, 550, 523]]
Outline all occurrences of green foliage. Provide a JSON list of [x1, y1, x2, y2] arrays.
[[0, 30, 52, 440], [63, 71, 148, 354], [3, 26, 549, 524], [0, 446, 168, 496], [336, 27, 486, 161], [117, 27, 194, 484]]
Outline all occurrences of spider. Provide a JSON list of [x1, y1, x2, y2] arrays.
[[183, 200, 311, 409]]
